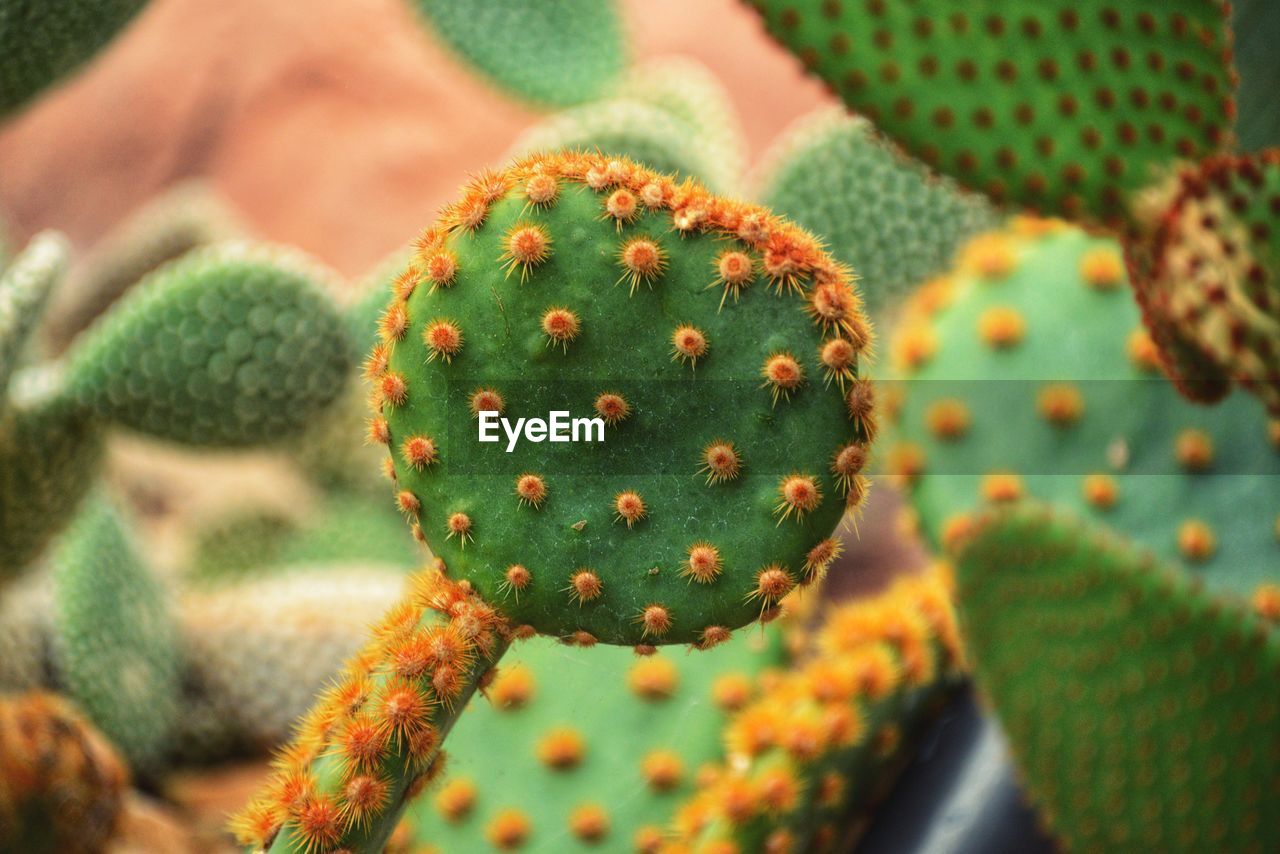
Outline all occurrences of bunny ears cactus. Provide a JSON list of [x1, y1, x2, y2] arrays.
[[370, 151, 875, 647]]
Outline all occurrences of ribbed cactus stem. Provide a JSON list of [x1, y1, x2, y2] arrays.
[[233, 565, 510, 853]]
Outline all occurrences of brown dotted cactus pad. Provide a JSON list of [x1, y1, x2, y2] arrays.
[[746, 0, 1237, 229], [369, 152, 874, 646]]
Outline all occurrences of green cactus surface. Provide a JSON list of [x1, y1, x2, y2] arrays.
[[0, 691, 129, 853], [745, 0, 1236, 229], [886, 220, 1280, 606], [404, 626, 787, 852], [50, 494, 180, 773], [673, 566, 963, 852], [408, 0, 624, 107], [0, 0, 149, 115], [0, 232, 66, 398], [374, 151, 872, 646], [62, 242, 352, 447], [757, 108, 1000, 319], [1234, 0, 1280, 150], [957, 503, 1280, 852], [1129, 150, 1280, 416]]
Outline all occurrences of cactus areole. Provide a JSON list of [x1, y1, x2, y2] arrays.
[[371, 152, 873, 646]]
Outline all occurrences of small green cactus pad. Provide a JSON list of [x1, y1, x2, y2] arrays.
[[0, 232, 66, 399], [0, 0, 148, 115], [886, 220, 1280, 605], [0, 386, 103, 579], [1234, 0, 1280, 150], [408, 0, 624, 108], [372, 152, 873, 646], [672, 566, 963, 851], [745, 0, 1236, 228], [45, 181, 243, 351], [0, 691, 129, 854], [62, 242, 352, 447], [404, 627, 787, 852], [188, 493, 419, 583], [509, 100, 739, 195], [757, 108, 1000, 319], [956, 503, 1280, 853], [175, 565, 406, 762], [1129, 150, 1280, 416], [50, 494, 180, 772]]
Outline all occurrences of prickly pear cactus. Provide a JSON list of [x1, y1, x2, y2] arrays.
[[0, 0, 149, 115], [1129, 150, 1280, 416], [745, 0, 1236, 229], [672, 565, 963, 852], [886, 220, 1280, 607], [235, 153, 873, 853], [374, 151, 872, 646], [404, 627, 788, 852], [408, 0, 624, 107], [50, 494, 180, 773], [0, 691, 129, 853], [957, 504, 1280, 853], [757, 108, 1000, 318], [63, 242, 351, 446]]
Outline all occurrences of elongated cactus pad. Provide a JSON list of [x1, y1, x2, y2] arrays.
[[957, 504, 1280, 853], [1129, 150, 1280, 415], [0, 384, 103, 579], [404, 626, 788, 852], [232, 566, 507, 853], [886, 220, 1280, 607], [408, 0, 624, 107], [63, 242, 352, 446], [672, 566, 963, 852], [372, 152, 873, 647], [0, 0, 148, 115], [746, 0, 1236, 228], [0, 232, 66, 400], [0, 691, 129, 853], [757, 108, 999, 318], [50, 494, 180, 773]]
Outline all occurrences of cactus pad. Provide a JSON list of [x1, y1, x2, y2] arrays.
[[746, 0, 1236, 228], [62, 242, 352, 447], [372, 152, 873, 646], [757, 108, 1000, 318], [0, 0, 149, 115], [886, 220, 1280, 605], [957, 504, 1280, 852], [408, 0, 624, 107], [0, 691, 129, 853], [50, 494, 180, 772], [404, 627, 787, 852], [1129, 150, 1280, 415]]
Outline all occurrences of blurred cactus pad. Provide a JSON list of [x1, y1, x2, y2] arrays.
[[757, 108, 1000, 318], [957, 504, 1279, 852], [0, 0, 149, 115], [886, 219, 1279, 606], [372, 151, 875, 646], [745, 0, 1237, 229], [408, 0, 624, 107], [0, 235, 353, 580]]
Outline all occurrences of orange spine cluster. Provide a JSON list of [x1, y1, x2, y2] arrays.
[[666, 566, 964, 853], [231, 565, 508, 853]]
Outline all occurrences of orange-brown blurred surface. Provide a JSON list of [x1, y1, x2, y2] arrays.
[[0, 0, 832, 280]]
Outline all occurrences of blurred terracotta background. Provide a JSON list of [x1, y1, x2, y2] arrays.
[[0, 0, 834, 279]]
